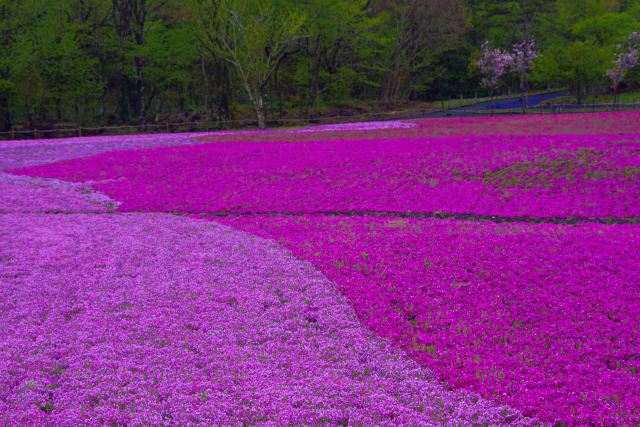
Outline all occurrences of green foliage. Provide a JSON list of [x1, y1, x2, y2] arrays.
[[372, 0, 470, 104], [213, 0, 307, 128], [8, 0, 103, 124], [571, 12, 639, 45], [527, 0, 638, 103], [1, 0, 639, 131], [291, 0, 381, 114], [555, 0, 620, 27], [624, 0, 640, 19], [533, 41, 610, 103]]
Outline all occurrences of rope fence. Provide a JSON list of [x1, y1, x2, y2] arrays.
[[526, 102, 640, 113], [0, 109, 417, 140], [2, 101, 640, 140]]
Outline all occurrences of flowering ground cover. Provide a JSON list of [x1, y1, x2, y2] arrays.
[[0, 120, 415, 171], [2, 213, 532, 425], [410, 111, 640, 137], [0, 132, 223, 170], [17, 133, 640, 219], [213, 215, 640, 424], [195, 111, 640, 144], [1, 123, 535, 424], [5, 113, 640, 424], [0, 173, 117, 213], [210, 120, 417, 136]]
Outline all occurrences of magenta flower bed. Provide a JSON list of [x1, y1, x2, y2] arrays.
[[0, 133, 212, 170], [0, 120, 416, 170], [409, 111, 640, 137], [15, 133, 640, 219], [6, 113, 640, 424], [213, 215, 640, 424], [1, 125, 535, 425], [194, 111, 640, 144], [0, 213, 532, 425], [0, 173, 117, 213]]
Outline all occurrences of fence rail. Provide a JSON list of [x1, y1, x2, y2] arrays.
[[521, 102, 640, 112], [0, 109, 417, 140], [2, 102, 640, 140]]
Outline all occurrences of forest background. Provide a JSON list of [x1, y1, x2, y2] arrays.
[[1, 0, 639, 132]]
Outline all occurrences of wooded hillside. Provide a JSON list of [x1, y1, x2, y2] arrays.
[[1, 0, 639, 130]]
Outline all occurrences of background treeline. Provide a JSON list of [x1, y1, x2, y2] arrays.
[[1, 0, 639, 131]]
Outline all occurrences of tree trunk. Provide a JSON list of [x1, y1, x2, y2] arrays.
[[520, 74, 527, 115], [490, 88, 495, 117], [219, 64, 233, 121], [201, 54, 209, 112], [306, 61, 320, 122], [0, 98, 11, 132], [387, 50, 404, 106], [112, 0, 147, 120], [255, 99, 266, 130], [244, 83, 266, 129], [576, 85, 584, 105], [130, 56, 144, 118], [306, 89, 318, 122]]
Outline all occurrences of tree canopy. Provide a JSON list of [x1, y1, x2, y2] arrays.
[[0, 0, 638, 131]]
